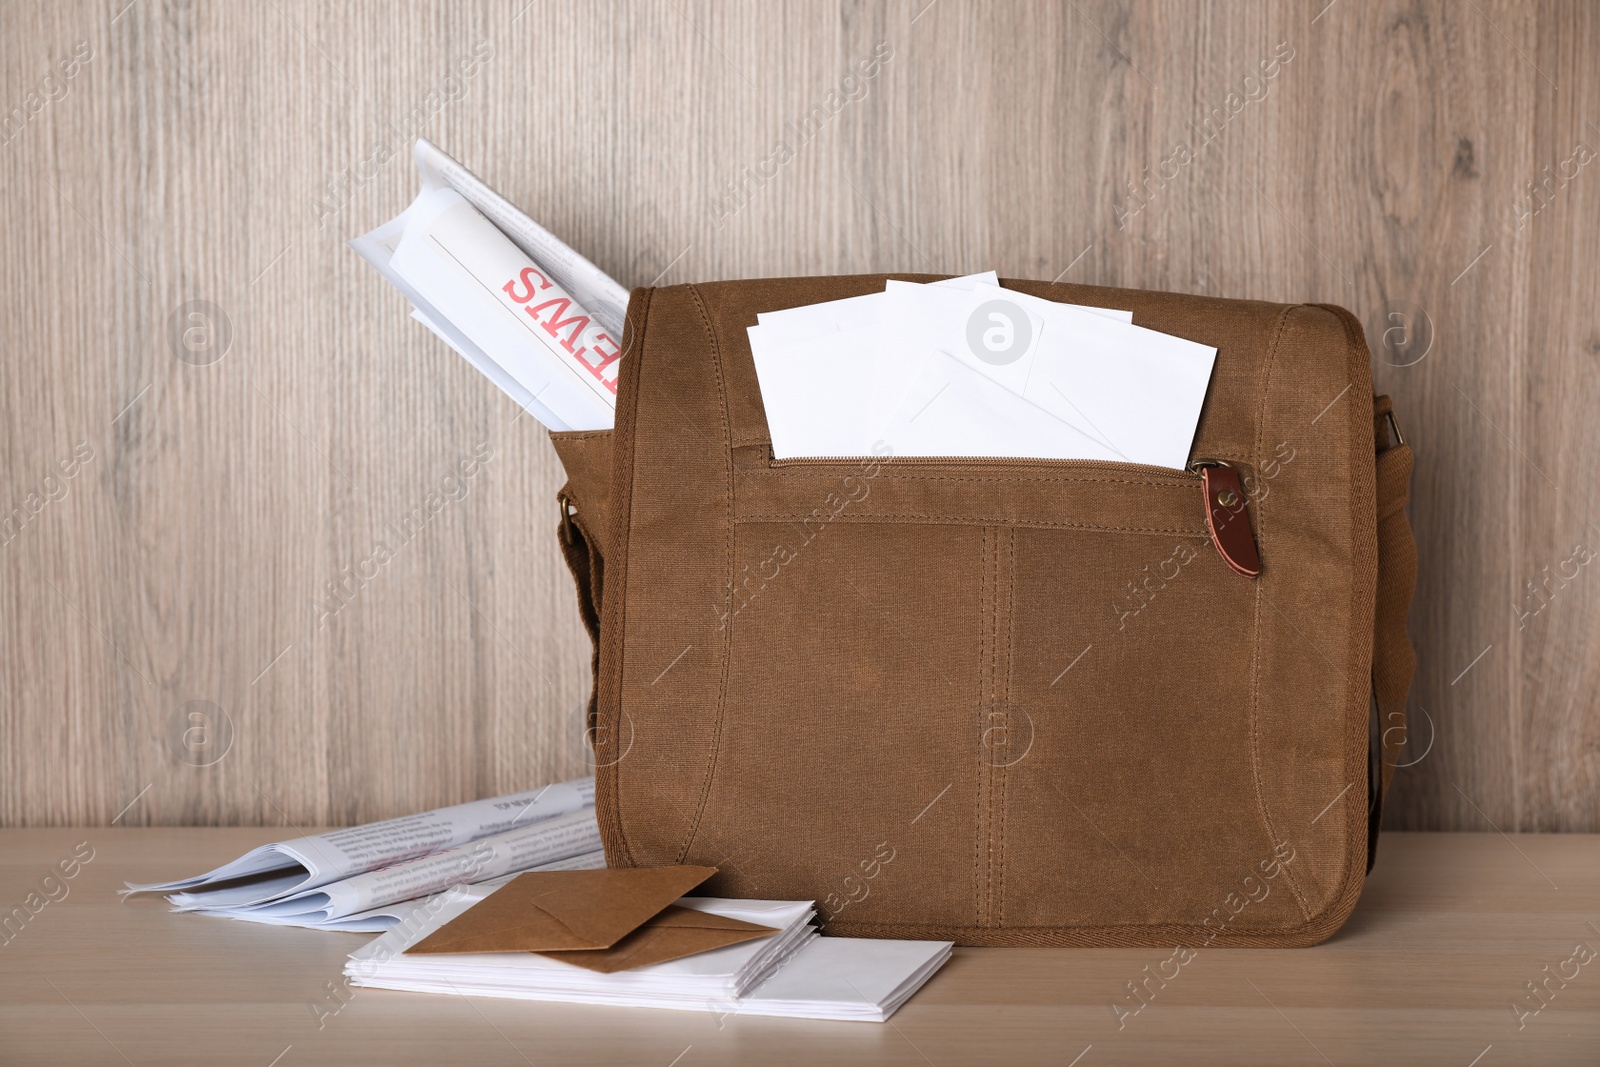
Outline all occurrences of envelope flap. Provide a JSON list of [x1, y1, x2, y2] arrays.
[[407, 866, 716, 955], [508, 867, 701, 946], [534, 905, 779, 973]]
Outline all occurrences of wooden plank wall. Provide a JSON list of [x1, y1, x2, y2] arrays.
[[1, 1, 1595, 830]]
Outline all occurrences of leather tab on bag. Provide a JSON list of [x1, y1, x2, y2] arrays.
[[1201, 464, 1262, 577]]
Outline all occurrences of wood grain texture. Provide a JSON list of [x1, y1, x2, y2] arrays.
[[0, 1, 1595, 829], [2, 829, 1597, 1064]]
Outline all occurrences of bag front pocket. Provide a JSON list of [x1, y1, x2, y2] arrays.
[[683, 448, 1305, 938]]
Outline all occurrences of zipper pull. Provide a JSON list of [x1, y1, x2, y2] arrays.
[[1194, 462, 1262, 577]]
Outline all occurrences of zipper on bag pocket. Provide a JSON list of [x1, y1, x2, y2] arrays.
[[769, 449, 1262, 577]]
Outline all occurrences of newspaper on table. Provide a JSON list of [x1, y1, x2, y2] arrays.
[[122, 777, 595, 910], [215, 812, 603, 927], [351, 139, 627, 432], [239, 852, 605, 934]]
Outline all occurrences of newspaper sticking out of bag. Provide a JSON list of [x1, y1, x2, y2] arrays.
[[351, 139, 627, 431]]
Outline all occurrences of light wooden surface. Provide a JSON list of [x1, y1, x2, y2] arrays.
[[0, 829, 1595, 1065], [1, 1, 1597, 830]]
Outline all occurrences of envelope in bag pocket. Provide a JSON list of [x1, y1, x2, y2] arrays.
[[878, 351, 1122, 461], [406, 866, 716, 955]]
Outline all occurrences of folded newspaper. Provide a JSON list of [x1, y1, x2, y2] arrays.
[[352, 139, 627, 432], [124, 778, 603, 932]]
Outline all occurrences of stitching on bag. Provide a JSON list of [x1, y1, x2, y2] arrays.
[[974, 527, 989, 928], [758, 471, 1210, 489], [549, 430, 614, 441], [737, 513, 1206, 536], [998, 526, 1015, 926], [986, 526, 1000, 927], [985, 526, 996, 927], [601, 287, 652, 868], [676, 284, 736, 865], [1315, 301, 1384, 918], [1245, 305, 1313, 923], [984, 529, 992, 928], [984, 526, 994, 928]]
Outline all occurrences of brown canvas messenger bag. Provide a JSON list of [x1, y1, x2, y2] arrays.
[[549, 274, 1417, 948]]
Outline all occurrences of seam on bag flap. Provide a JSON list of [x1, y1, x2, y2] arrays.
[[676, 284, 736, 865], [1310, 301, 1385, 910], [1245, 305, 1313, 922], [599, 286, 652, 868], [998, 526, 1015, 926], [979, 531, 992, 927], [978, 526, 988, 927], [975, 526, 992, 929]]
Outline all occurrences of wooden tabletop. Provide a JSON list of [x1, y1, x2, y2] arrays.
[[1, 830, 1595, 1066]]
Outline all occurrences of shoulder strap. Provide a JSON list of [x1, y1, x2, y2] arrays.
[[1368, 394, 1417, 870]]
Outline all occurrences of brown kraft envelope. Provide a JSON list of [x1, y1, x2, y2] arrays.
[[536, 904, 777, 973], [407, 866, 718, 956]]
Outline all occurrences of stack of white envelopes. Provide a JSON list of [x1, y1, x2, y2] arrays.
[[748, 272, 1217, 469], [347, 883, 951, 1022]]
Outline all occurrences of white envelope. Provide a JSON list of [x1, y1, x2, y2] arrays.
[[751, 275, 1004, 458], [878, 281, 1136, 410], [952, 281, 1133, 326], [959, 282, 1214, 469], [752, 320, 906, 458], [884, 279, 1132, 328], [877, 351, 1122, 461], [749, 271, 1213, 467], [751, 271, 998, 347], [882, 281, 1048, 399]]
